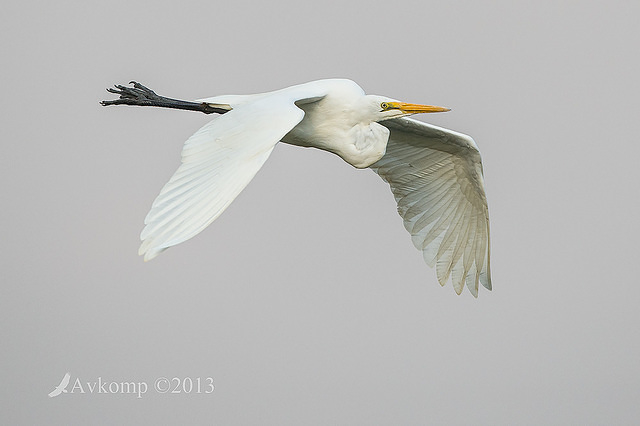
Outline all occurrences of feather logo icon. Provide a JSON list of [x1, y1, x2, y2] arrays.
[[48, 373, 71, 398]]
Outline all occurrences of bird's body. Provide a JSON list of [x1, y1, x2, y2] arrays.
[[201, 79, 390, 168], [281, 79, 389, 168], [102, 79, 492, 296]]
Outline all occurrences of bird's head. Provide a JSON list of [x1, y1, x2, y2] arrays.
[[365, 95, 451, 121]]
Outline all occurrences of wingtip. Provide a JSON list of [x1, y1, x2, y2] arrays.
[[480, 271, 492, 291], [139, 245, 167, 262]]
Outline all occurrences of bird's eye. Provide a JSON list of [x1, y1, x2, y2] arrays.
[[380, 102, 389, 110]]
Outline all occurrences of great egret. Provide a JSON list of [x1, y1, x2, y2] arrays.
[[101, 79, 491, 296]]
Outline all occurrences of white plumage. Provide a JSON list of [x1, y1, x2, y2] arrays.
[[129, 79, 491, 296], [370, 118, 491, 296]]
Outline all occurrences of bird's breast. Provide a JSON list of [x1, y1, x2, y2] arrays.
[[282, 117, 389, 169]]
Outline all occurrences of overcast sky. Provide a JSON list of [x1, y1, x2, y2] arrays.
[[2, 1, 639, 424]]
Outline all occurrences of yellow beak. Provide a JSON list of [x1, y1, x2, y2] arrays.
[[395, 102, 451, 113]]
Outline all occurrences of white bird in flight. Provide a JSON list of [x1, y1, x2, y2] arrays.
[[102, 79, 491, 296], [48, 372, 71, 397]]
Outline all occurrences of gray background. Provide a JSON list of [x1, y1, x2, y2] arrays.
[[2, 1, 639, 424]]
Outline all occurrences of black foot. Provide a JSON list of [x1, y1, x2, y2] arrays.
[[100, 81, 163, 107], [100, 81, 230, 115]]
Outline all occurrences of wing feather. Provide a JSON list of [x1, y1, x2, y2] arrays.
[[139, 90, 327, 261], [372, 117, 491, 296]]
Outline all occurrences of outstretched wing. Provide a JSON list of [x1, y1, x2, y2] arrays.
[[60, 372, 70, 387], [48, 373, 70, 397], [372, 117, 491, 297], [139, 90, 326, 260]]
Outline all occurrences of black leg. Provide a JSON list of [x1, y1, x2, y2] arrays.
[[100, 81, 231, 115]]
